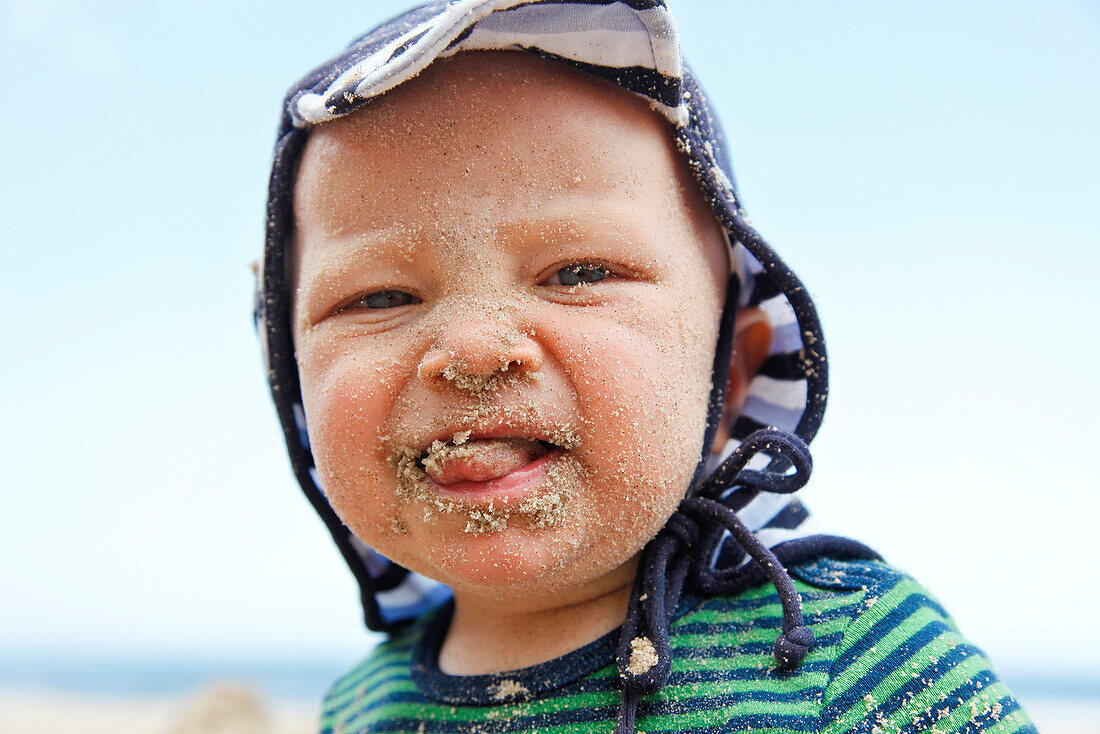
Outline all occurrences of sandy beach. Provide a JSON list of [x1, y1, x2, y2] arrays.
[[0, 684, 318, 734], [2, 684, 1098, 734]]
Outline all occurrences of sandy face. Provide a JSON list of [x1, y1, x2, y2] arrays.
[[290, 52, 728, 604], [392, 436, 582, 534]]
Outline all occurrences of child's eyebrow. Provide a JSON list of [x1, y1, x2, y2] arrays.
[[295, 227, 426, 294], [499, 209, 655, 246]]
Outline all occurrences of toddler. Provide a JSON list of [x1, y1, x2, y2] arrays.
[[255, 2, 1036, 732]]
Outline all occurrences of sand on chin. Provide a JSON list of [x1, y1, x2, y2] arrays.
[[0, 683, 318, 734]]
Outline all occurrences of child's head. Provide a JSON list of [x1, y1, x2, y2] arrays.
[[289, 51, 736, 602], [257, 0, 828, 632]]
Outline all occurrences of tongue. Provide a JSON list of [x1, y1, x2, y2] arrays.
[[423, 438, 549, 485]]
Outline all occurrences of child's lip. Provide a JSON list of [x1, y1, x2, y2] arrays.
[[425, 446, 566, 501], [415, 423, 567, 454]]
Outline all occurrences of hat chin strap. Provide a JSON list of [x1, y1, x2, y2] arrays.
[[613, 428, 816, 734]]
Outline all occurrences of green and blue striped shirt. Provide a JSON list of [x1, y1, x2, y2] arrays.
[[321, 558, 1035, 733]]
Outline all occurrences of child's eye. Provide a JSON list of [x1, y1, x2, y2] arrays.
[[352, 290, 420, 309], [544, 264, 610, 287]]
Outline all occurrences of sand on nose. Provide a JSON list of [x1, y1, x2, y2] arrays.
[[422, 437, 549, 485]]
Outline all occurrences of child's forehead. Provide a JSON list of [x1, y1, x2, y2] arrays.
[[293, 52, 702, 240], [305, 55, 675, 171]]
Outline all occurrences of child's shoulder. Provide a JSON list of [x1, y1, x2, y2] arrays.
[[678, 555, 952, 648], [319, 557, 1036, 734], [658, 556, 1032, 733], [782, 556, 1030, 733]]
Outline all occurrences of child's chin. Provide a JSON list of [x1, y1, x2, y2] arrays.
[[418, 526, 606, 599]]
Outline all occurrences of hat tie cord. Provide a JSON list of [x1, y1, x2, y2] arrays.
[[614, 428, 815, 734]]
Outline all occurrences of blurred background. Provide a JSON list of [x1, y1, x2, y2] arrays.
[[2, 0, 1097, 731]]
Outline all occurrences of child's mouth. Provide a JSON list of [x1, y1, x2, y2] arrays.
[[420, 436, 555, 486], [390, 425, 584, 533]]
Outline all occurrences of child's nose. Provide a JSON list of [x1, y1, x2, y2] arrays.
[[416, 321, 543, 392]]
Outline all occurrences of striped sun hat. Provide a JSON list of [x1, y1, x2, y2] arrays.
[[257, 0, 842, 634]]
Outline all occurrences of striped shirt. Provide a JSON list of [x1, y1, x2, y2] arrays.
[[319, 557, 1036, 733]]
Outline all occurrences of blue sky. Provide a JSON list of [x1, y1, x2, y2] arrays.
[[1, 0, 1097, 677]]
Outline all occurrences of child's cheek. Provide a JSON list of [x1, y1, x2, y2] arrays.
[[549, 289, 719, 549], [297, 338, 407, 540]]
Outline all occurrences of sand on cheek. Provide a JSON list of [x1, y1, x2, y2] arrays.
[[297, 340, 414, 538], [536, 308, 715, 574], [576, 289, 715, 455]]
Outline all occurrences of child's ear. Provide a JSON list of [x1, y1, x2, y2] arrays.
[[711, 307, 773, 453]]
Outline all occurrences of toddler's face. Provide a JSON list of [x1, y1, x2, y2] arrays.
[[291, 53, 727, 605]]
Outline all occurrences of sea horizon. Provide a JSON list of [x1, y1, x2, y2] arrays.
[[2, 647, 1097, 704]]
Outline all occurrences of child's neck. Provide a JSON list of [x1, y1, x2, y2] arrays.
[[438, 564, 637, 675]]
